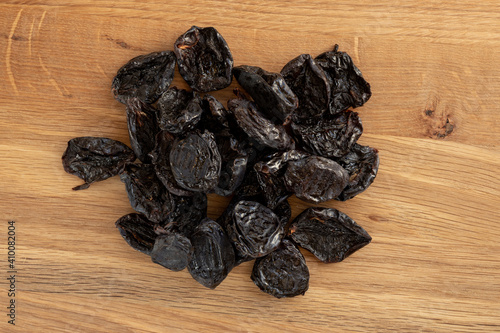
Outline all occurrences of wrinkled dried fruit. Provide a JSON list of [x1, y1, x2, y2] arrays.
[[251, 239, 309, 298], [150, 229, 193, 271], [62, 137, 136, 190], [214, 135, 248, 196], [174, 26, 233, 92], [126, 98, 160, 163], [188, 219, 235, 289], [289, 207, 371, 262], [112, 51, 176, 104], [115, 213, 157, 255], [157, 87, 203, 134], [162, 192, 207, 237]]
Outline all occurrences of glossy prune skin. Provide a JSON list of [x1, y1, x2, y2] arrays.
[[115, 213, 157, 255], [291, 111, 363, 158], [233, 65, 298, 122], [162, 192, 207, 237], [227, 200, 285, 259], [62, 137, 136, 190], [289, 207, 371, 263], [157, 87, 204, 135], [120, 163, 174, 223], [188, 219, 235, 289], [150, 230, 193, 271], [284, 156, 348, 203], [335, 144, 379, 201], [112, 51, 176, 104], [169, 130, 221, 192], [315, 45, 371, 114], [174, 26, 233, 92], [281, 54, 330, 121], [214, 135, 248, 196], [125, 98, 160, 163], [251, 239, 309, 298]]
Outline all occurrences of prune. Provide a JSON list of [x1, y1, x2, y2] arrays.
[[315, 45, 371, 114], [115, 213, 157, 255], [62, 137, 135, 190], [335, 144, 379, 201], [251, 239, 309, 298], [233, 65, 298, 122], [126, 98, 160, 163], [227, 98, 294, 150], [291, 111, 362, 158], [284, 156, 348, 203], [174, 26, 233, 92], [157, 87, 204, 134], [112, 51, 176, 104], [120, 163, 174, 223], [201, 94, 230, 130], [169, 130, 221, 192], [150, 228, 193, 271], [289, 207, 371, 263], [162, 192, 207, 237], [281, 54, 330, 120], [227, 200, 285, 258], [214, 135, 248, 196], [188, 219, 235, 289]]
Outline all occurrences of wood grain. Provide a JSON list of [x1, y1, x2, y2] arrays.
[[1, 1, 499, 332]]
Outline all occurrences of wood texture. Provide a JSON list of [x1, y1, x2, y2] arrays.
[[1, 1, 499, 332]]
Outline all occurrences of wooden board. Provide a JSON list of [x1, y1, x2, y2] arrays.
[[1, 1, 500, 331]]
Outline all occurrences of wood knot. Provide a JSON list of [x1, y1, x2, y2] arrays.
[[423, 108, 455, 139]]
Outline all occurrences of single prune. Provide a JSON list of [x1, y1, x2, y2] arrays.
[[174, 26, 233, 92], [335, 144, 379, 201], [284, 156, 348, 203], [126, 98, 160, 163], [214, 135, 248, 196], [188, 219, 235, 289], [115, 213, 157, 255], [201, 94, 230, 130], [289, 207, 371, 262], [62, 137, 136, 190], [281, 54, 330, 120], [157, 87, 204, 134], [169, 130, 221, 192], [315, 45, 371, 114], [120, 163, 174, 223], [150, 229, 193, 271], [233, 65, 298, 122], [251, 239, 309, 298], [162, 192, 207, 237], [291, 111, 363, 158], [112, 51, 176, 104]]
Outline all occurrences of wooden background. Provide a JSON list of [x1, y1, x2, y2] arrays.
[[1, 1, 499, 332]]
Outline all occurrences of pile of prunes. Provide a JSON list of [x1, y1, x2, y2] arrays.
[[62, 26, 379, 298]]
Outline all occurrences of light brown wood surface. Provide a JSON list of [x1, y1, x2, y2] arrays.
[[1, 1, 500, 332]]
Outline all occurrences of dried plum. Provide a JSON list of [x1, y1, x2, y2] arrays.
[[115, 213, 157, 255], [151, 228, 193, 271], [126, 98, 160, 163], [157, 87, 203, 134]]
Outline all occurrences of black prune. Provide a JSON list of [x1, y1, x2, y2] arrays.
[[214, 135, 248, 196], [174, 26, 233, 92], [157, 87, 204, 134], [251, 239, 309, 298], [169, 130, 221, 192], [120, 163, 174, 223], [289, 207, 371, 263], [112, 51, 176, 104], [150, 228, 193, 271], [126, 98, 160, 163], [188, 219, 235, 289], [115, 213, 157, 255], [62, 137, 136, 190], [315, 45, 371, 114], [162, 192, 207, 237], [284, 155, 348, 203], [335, 144, 379, 201]]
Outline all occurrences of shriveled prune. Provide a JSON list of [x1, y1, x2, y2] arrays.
[[201, 94, 230, 131], [233, 65, 298, 122], [289, 207, 371, 263], [281, 54, 330, 120], [291, 111, 362, 158], [157, 87, 203, 134], [251, 239, 309, 298], [228, 98, 294, 150], [62, 137, 135, 190], [126, 98, 160, 163], [115, 213, 157, 255], [335, 144, 379, 201], [169, 130, 221, 192], [188, 219, 235, 289], [120, 163, 174, 223], [174, 26, 233, 92], [227, 201, 285, 259], [284, 155, 348, 203], [214, 135, 248, 196], [112, 51, 176, 104], [162, 192, 207, 237], [151, 228, 192, 271], [315, 45, 371, 114]]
